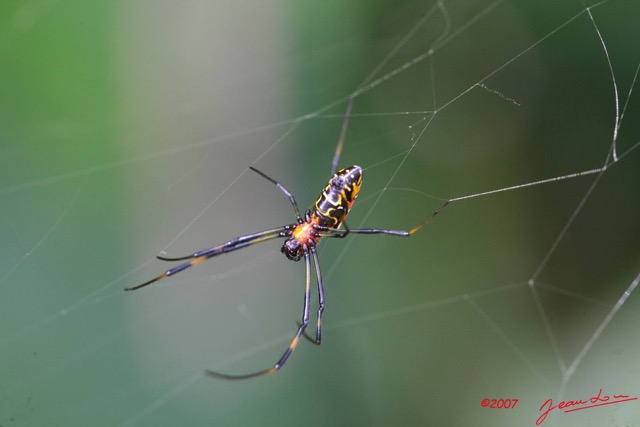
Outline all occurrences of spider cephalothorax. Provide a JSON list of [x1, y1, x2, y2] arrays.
[[281, 236, 304, 261]]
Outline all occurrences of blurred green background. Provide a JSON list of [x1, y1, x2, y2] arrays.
[[1, 1, 639, 426]]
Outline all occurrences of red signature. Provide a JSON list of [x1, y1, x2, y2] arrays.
[[536, 388, 637, 425]]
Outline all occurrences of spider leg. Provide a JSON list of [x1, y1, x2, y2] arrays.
[[306, 244, 324, 345], [298, 243, 325, 345], [156, 226, 293, 262], [206, 248, 313, 380], [331, 94, 355, 176], [403, 200, 451, 235], [249, 166, 303, 222], [320, 200, 450, 237], [318, 222, 351, 238], [125, 227, 291, 291]]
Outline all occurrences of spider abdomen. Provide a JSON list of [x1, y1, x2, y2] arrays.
[[311, 165, 362, 229]]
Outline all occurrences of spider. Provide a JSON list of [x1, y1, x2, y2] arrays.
[[125, 99, 450, 379]]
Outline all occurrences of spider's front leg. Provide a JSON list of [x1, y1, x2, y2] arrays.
[[206, 249, 314, 379]]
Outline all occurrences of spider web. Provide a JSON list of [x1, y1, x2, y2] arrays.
[[1, 0, 639, 426]]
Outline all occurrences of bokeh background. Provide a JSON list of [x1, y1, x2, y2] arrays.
[[1, 1, 639, 426]]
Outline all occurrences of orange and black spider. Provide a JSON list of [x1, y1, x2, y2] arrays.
[[125, 98, 450, 379]]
